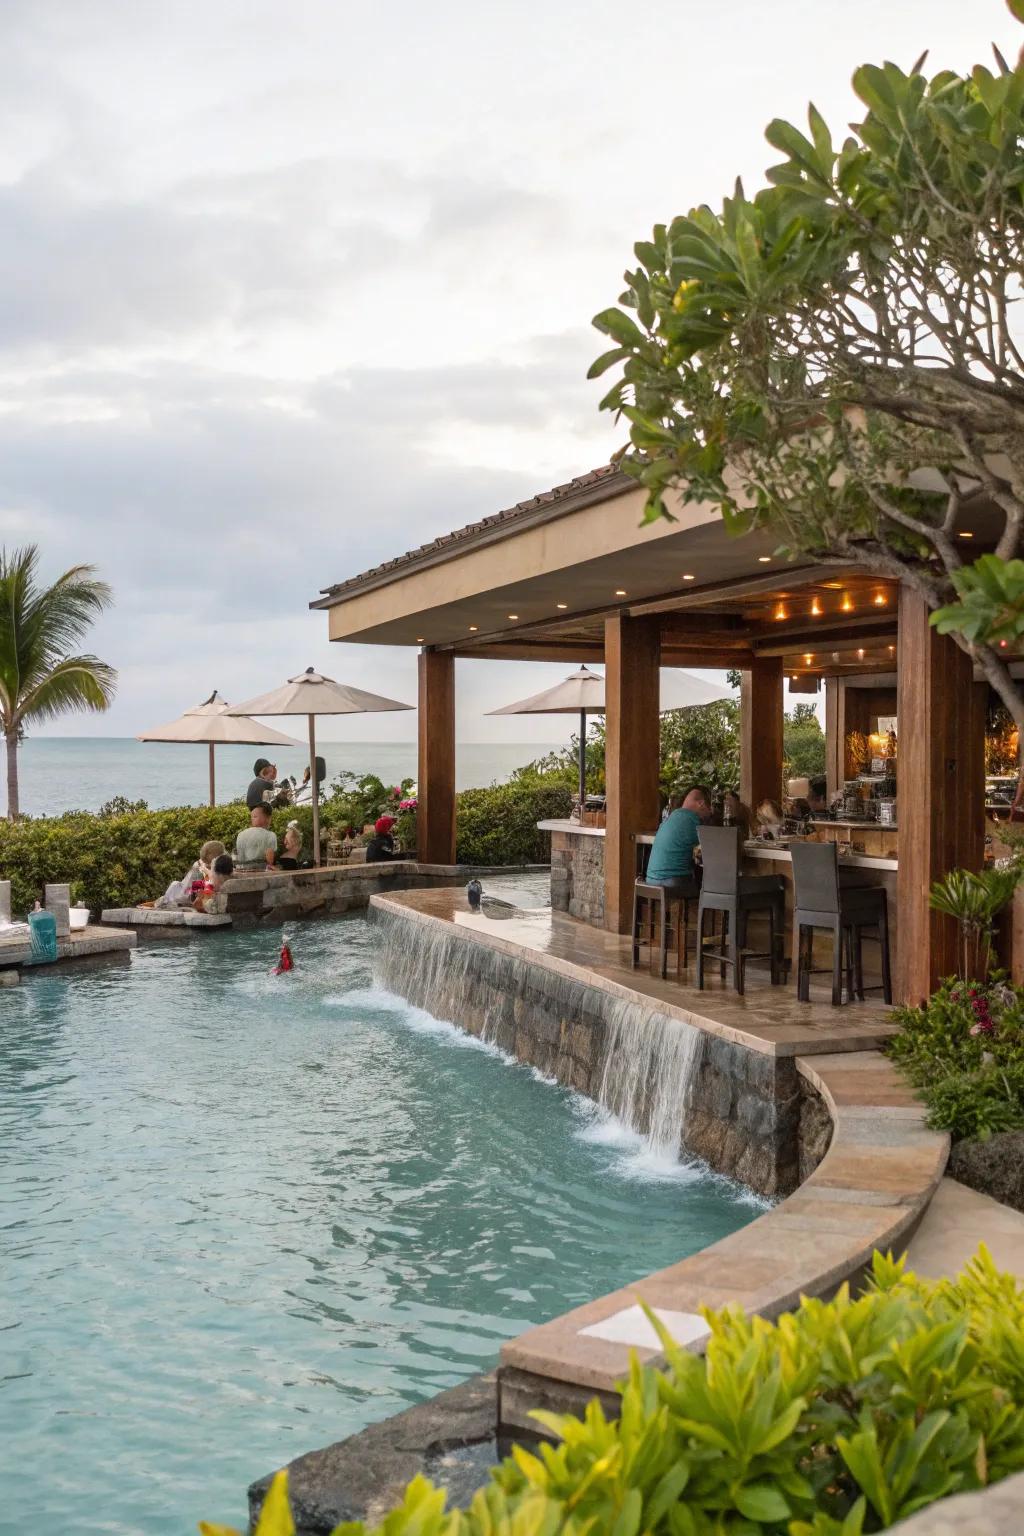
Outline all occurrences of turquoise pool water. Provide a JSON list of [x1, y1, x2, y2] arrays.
[[1, 913, 755, 1534]]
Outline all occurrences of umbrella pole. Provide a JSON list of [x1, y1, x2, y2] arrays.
[[208, 743, 216, 807], [578, 709, 587, 821], [309, 713, 321, 867]]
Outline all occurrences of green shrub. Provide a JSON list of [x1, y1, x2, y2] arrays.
[[455, 783, 572, 865], [887, 977, 1024, 1139], [212, 1248, 1024, 1536], [0, 804, 315, 916]]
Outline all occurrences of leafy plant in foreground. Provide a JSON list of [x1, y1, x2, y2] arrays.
[[205, 1248, 1024, 1536], [929, 866, 1023, 981]]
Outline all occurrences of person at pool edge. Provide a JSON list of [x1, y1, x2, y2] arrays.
[[644, 784, 712, 894], [365, 815, 401, 863], [234, 803, 278, 872]]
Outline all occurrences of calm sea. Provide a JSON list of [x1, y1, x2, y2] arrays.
[[10, 738, 559, 819]]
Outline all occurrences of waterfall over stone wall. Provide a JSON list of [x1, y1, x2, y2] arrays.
[[595, 1000, 702, 1160], [371, 902, 800, 1198]]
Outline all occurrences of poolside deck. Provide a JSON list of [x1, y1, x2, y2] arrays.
[[374, 886, 896, 1059], [0, 923, 136, 973]]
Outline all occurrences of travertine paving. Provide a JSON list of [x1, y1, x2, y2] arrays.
[[376, 887, 895, 1058]]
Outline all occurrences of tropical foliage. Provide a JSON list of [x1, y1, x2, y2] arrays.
[[0, 546, 116, 820], [928, 865, 1023, 980], [888, 976, 1024, 1139], [590, 43, 1024, 730], [783, 703, 825, 782], [208, 1248, 1024, 1536]]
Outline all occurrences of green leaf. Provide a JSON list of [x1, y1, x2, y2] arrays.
[[733, 1483, 792, 1522], [592, 308, 646, 348]]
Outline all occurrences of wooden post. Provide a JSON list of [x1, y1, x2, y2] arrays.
[[604, 615, 661, 933], [740, 658, 784, 808], [417, 650, 456, 865], [896, 585, 985, 1003], [824, 678, 842, 801]]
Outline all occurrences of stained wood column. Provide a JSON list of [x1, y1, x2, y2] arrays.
[[740, 658, 784, 808], [604, 615, 661, 933], [896, 585, 985, 1003], [417, 650, 456, 865], [824, 678, 843, 801]]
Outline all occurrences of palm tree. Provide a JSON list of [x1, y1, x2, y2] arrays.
[[0, 546, 116, 820]]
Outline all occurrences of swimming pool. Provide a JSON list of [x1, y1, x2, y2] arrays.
[[1, 908, 755, 1534]]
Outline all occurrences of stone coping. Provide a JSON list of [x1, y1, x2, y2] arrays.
[[370, 888, 896, 1059], [101, 907, 232, 928], [497, 1049, 948, 1424], [2, 924, 137, 969]]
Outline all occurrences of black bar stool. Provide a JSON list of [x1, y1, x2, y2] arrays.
[[790, 841, 893, 1006], [696, 825, 785, 995]]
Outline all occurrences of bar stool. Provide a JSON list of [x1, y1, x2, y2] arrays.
[[631, 877, 696, 979], [790, 841, 892, 1006], [696, 825, 785, 995]]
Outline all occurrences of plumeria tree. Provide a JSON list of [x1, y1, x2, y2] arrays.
[[0, 546, 116, 819], [591, 14, 1024, 728]]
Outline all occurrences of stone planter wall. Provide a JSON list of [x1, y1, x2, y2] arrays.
[[218, 863, 523, 927]]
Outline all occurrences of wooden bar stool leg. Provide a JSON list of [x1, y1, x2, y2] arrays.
[[696, 905, 706, 989], [879, 897, 893, 1004], [631, 888, 642, 968], [659, 891, 669, 980], [831, 920, 843, 1007]]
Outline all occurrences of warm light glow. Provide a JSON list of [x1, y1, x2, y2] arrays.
[[774, 603, 787, 621], [615, 588, 627, 596], [556, 602, 568, 609], [810, 596, 823, 616], [468, 625, 478, 632], [841, 593, 854, 612], [1000, 639, 1009, 648], [682, 573, 695, 582], [415, 637, 425, 643], [508, 614, 519, 620], [873, 592, 887, 606], [857, 648, 865, 659], [758, 555, 771, 563], [824, 581, 843, 589], [804, 653, 813, 664], [888, 645, 895, 654], [959, 531, 974, 539]]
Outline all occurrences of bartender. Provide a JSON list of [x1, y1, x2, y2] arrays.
[[808, 778, 829, 817]]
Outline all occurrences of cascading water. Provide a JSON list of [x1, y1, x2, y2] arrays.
[[372, 904, 704, 1165], [594, 999, 702, 1160]]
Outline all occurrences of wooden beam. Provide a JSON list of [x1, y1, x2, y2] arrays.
[[896, 585, 986, 1003], [740, 657, 783, 808], [752, 617, 897, 657], [627, 564, 843, 617], [417, 650, 456, 864], [604, 615, 661, 934]]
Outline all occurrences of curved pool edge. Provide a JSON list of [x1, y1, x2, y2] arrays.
[[360, 888, 947, 1434]]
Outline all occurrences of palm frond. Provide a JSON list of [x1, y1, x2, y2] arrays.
[[15, 656, 116, 725]]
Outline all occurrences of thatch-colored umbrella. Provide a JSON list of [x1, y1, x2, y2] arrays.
[[488, 664, 732, 815], [138, 691, 302, 806], [228, 668, 413, 866]]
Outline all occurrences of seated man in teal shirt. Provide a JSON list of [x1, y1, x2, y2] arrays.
[[645, 786, 712, 889]]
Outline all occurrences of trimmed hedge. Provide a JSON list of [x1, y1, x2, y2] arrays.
[[0, 783, 571, 915]]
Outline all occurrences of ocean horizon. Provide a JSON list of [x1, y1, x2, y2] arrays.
[[9, 738, 562, 820]]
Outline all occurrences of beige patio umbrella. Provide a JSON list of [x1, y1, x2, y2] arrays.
[[488, 664, 732, 814], [138, 691, 302, 806], [228, 668, 413, 866]]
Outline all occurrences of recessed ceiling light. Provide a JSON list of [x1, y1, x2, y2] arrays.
[[468, 625, 478, 632], [758, 556, 771, 563], [682, 573, 695, 581], [615, 588, 627, 596], [841, 594, 854, 612], [959, 531, 974, 539], [810, 597, 823, 616], [857, 648, 865, 659], [508, 614, 519, 620], [415, 637, 425, 643], [774, 603, 787, 621], [824, 581, 843, 589], [556, 602, 568, 610], [804, 653, 813, 664], [873, 593, 887, 606], [888, 645, 895, 653]]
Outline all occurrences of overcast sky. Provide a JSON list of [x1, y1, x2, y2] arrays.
[[4, 0, 1012, 744]]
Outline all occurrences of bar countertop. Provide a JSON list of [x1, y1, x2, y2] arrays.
[[538, 819, 898, 871]]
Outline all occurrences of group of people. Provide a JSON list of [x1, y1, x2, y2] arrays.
[[245, 757, 325, 812]]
